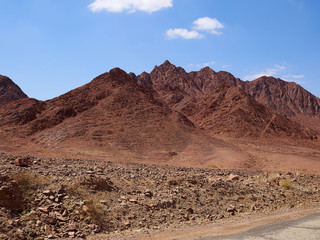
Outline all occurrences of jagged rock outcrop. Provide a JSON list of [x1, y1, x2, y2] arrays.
[[0, 68, 196, 154], [136, 60, 320, 134], [242, 76, 320, 117], [182, 84, 316, 139]]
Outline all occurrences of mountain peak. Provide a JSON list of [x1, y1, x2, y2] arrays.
[[154, 60, 177, 71], [162, 59, 172, 66], [0, 75, 28, 106], [109, 67, 128, 76]]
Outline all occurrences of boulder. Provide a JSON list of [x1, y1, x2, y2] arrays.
[[14, 157, 30, 167], [228, 174, 239, 181], [0, 175, 24, 212]]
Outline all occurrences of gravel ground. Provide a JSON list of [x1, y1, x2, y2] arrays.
[[1, 153, 320, 239]]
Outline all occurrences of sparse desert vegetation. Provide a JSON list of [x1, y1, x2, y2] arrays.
[[1, 154, 320, 239]]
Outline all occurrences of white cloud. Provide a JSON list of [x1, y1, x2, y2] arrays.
[[192, 17, 224, 35], [166, 16, 223, 40], [188, 61, 215, 68], [89, 0, 173, 13], [222, 64, 230, 69], [292, 74, 304, 79], [284, 74, 304, 79], [282, 74, 305, 84], [244, 65, 286, 81], [166, 28, 204, 40]]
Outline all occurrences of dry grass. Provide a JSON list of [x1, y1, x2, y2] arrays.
[[82, 199, 105, 223], [65, 179, 85, 197], [207, 163, 219, 169], [12, 172, 45, 192], [279, 179, 293, 190]]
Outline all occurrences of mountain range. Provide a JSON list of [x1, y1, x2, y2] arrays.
[[0, 61, 319, 172]]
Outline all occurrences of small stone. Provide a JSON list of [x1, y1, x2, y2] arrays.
[[38, 207, 49, 213], [56, 215, 67, 222], [43, 190, 53, 196], [129, 198, 137, 203], [124, 221, 131, 227], [228, 174, 240, 181], [62, 209, 68, 217], [227, 205, 236, 215], [14, 157, 30, 167], [186, 207, 194, 214], [68, 223, 77, 231], [144, 191, 153, 197], [82, 205, 89, 213], [45, 225, 52, 235]]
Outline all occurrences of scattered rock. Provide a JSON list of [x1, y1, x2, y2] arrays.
[[14, 157, 30, 167], [226, 205, 237, 215], [0, 176, 24, 211], [45, 225, 52, 235], [144, 191, 153, 198], [228, 174, 239, 181], [0, 154, 320, 240]]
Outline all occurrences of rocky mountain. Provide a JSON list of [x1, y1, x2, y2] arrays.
[[0, 68, 197, 157], [242, 76, 320, 132], [0, 75, 28, 106], [136, 61, 320, 132], [243, 76, 320, 117], [181, 83, 316, 139], [0, 63, 318, 164]]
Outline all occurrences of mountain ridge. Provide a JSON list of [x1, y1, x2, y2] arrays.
[[136, 61, 320, 132], [0, 62, 319, 169]]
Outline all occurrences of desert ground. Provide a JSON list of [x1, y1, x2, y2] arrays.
[[1, 151, 320, 239]]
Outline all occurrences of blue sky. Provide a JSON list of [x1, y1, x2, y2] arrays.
[[0, 0, 319, 100]]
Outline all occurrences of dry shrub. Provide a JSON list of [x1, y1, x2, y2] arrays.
[[80, 176, 115, 192], [207, 163, 218, 169], [279, 179, 293, 190], [65, 179, 85, 197], [82, 198, 111, 231], [83, 199, 105, 221], [12, 172, 45, 192]]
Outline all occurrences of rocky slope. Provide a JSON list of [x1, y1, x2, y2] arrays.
[[181, 84, 316, 139], [243, 76, 320, 117], [0, 75, 28, 106], [138, 61, 320, 121], [243, 76, 320, 132], [0, 65, 318, 166], [0, 68, 197, 158], [136, 61, 319, 139], [1, 154, 320, 240]]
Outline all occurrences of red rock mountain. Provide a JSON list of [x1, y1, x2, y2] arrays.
[[136, 61, 320, 132], [242, 76, 320, 131], [0, 68, 197, 158], [0, 64, 319, 171], [0, 75, 28, 106], [181, 83, 316, 140], [243, 76, 320, 117]]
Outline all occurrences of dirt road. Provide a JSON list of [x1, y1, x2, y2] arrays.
[[198, 212, 320, 240]]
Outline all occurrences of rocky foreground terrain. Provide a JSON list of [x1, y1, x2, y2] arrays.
[[1, 154, 320, 240]]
